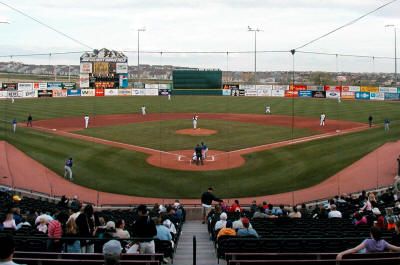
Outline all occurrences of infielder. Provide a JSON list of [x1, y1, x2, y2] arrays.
[[141, 105, 146, 115], [265, 105, 271, 114], [12, 118, 17, 133], [11, 97, 14, 104], [84, 114, 90, 129], [320, 113, 326, 126], [193, 114, 199, 129], [64, 157, 73, 181]]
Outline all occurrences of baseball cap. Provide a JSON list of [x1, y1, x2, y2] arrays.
[[106, 221, 115, 230], [103, 240, 122, 256], [242, 217, 250, 225]]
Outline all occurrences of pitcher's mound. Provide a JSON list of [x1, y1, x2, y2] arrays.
[[176, 128, 217, 136]]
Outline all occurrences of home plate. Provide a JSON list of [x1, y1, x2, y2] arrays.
[[52, 129, 57, 131], [336, 129, 341, 133]]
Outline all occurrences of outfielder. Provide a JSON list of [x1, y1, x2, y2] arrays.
[[84, 114, 90, 129], [168, 93, 171, 101], [265, 105, 271, 114], [320, 113, 326, 126], [12, 118, 17, 133], [141, 105, 146, 115], [193, 114, 198, 129], [64, 157, 73, 181]]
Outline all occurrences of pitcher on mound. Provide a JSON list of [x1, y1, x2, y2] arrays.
[[193, 114, 199, 129]]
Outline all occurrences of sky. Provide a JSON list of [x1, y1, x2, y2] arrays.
[[0, 0, 399, 73]]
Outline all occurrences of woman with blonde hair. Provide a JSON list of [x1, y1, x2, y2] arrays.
[[64, 218, 80, 253]]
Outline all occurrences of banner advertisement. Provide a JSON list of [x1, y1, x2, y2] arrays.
[[341, 91, 355, 99], [231, 88, 245, 96], [33, 82, 47, 90], [118, 89, 132, 96], [116, 63, 128, 74], [105, 88, 119, 96], [379, 87, 397, 93], [285, 90, 298, 97], [159, 84, 171, 89], [273, 85, 288, 90], [67, 89, 81, 97], [95, 81, 114, 89], [256, 88, 272, 97], [307, 85, 324, 91], [398, 88, 400, 94], [23, 90, 37, 98], [222, 89, 231, 96], [80, 89, 95, 97], [79, 74, 90, 88], [7, 90, 23, 98], [38, 90, 53, 97], [257, 85, 273, 90], [312, 91, 326, 98], [159, 88, 171, 96], [95, 88, 105, 97], [348, 86, 360, 92], [245, 89, 257, 96], [133, 82, 144, 89], [119, 74, 129, 88], [93, 62, 109, 75], [360, 86, 378, 93], [223, 84, 239, 90], [144, 84, 159, 89], [239, 84, 254, 90], [289, 85, 306, 91], [384, 93, 400, 101], [18, 83, 33, 91], [47, 82, 63, 90], [63, 82, 76, 90], [271, 89, 285, 97], [326, 90, 340, 98], [52, 89, 67, 98], [355, 91, 370, 100], [0, 91, 7, 98], [132, 89, 145, 96], [80, 63, 92, 74], [298, 90, 313, 97], [370, 92, 385, 101], [145, 88, 159, 96], [2, 82, 17, 90], [324, 85, 341, 91]]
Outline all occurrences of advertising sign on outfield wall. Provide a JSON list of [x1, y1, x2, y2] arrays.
[[298, 90, 313, 97], [33, 82, 47, 90], [273, 85, 288, 90], [105, 89, 119, 96], [63, 82, 76, 90], [47, 82, 63, 90], [307, 85, 324, 91], [79, 74, 90, 88], [348, 86, 360, 92], [271, 89, 285, 97], [93, 62, 109, 75], [360, 86, 379, 93], [52, 90, 67, 98], [38, 90, 53, 97], [223, 84, 239, 90], [222, 89, 231, 96], [231, 88, 245, 96], [2, 82, 17, 90], [312, 91, 326, 98], [245, 89, 257, 96], [378, 87, 397, 93], [284, 90, 298, 97], [341, 91, 355, 99], [384, 93, 400, 101], [145, 88, 159, 96], [116, 63, 128, 74], [326, 90, 340, 98], [81, 89, 95, 97], [132, 89, 145, 96], [118, 89, 132, 96], [256, 89, 272, 97], [95, 82, 114, 89], [7, 90, 23, 98], [289, 85, 306, 91], [23, 90, 37, 98], [398, 88, 400, 94], [355, 92, 370, 100], [67, 89, 81, 97], [159, 84, 171, 89], [370, 92, 385, 101], [0, 91, 7, 98], [18, 83, 33, 91], [119, 74, 128, 88], [80, 62, 92, 74], [95, 88, 104, 97], [239, 84, 254, 90], [324, 85, 341, 91], [145, 84, 159, 89], [159, 88, 171, 96]]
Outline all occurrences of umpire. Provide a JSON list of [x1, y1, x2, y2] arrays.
[[195, 144, 203, 165]]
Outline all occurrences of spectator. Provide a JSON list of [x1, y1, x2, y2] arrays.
[[262, 201, 268, 210], [328, 204, 342, 218], [217, 220, 236, 239], [133, 205, 157, 254], [353, 212, 368, 226], [11, 208, 22, 225], [252, 206, 268, 219], [47, 213, 63, 252], [103, 240, 122, 265], [0, 234, 21, 265], [289, 206, 302, 218], [201, 187, 223, 224], [57, 195, 69, 208], [372, 208, 385, 230], [114, 219, 130, 239], [76, 204, 95, 253], [70, 196, 81, 212], [237, 218, 259, 238], [299, 203, 309, 218], [233, 213, 254, 230], [229, 200, 242, 212], [385, 207, 399, 226], [162, 217, 177, 237], [154, 217, 172, 241], [275, 205, 287, 217], [265, 204, 274, 216], [2, 212, 16, 230], [337, 227, 400, 260], [64, 217, 80, 253], [392, 221, 400, 246], [214, 212, 227, 231], [249, 200, 258, 217]]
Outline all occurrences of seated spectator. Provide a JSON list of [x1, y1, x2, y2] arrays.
[[253, 206, 268, 219], [114, 219, 130, 239], [312, 204, 327, 219], [150, 203, 160, 217], [214, 212, 228, 231], [64, 217, 80, 253], [299, 203, 309, 218], [249, 200, 258, 217], [262, 201, 268, 210], [265, 204, 274, 216], [57, 195, 69, 208], [3, 212, 16, 230], [388, 218, 396, 231], [337, 227, 400, 260], [328, 204, 342, 219], [154, 217, 172, 241], [392, 221, 400, 246], [15, 217, 31, 230], [353, 212, 367, 226], [47, 213, 63, 252], [385, 207, 399, 225], [274, 205, 287, 217], [229, 200, 242, 212], [36, 217, 48, 234], [133, 205, 157, 254], [237, 218, 259, 238], [11, 208, 22, 226], [372, 208, 385, 230], [0, 234, 21, 265], [70, 195, 82, 212], [103, 240, 122, 265], [233, 213, 253, 230], [217, 220, 236, 239], [289, 206, 301, 219], [162, 215, 177, 236]]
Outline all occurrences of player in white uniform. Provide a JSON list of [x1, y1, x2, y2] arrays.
[[84, 114, 90, 129], [11, 97, 14, 104], [141, 105, 146, 115], [320, 113, 326, 126], [265, 105, 271, 114], [168, 93, 171, 100], [337, 95, 341, 103], [193, 114, 198, 129]]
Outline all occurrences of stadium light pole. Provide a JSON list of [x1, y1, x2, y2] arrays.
[[385, 24, 397, 84], [137, 28, 146, 83], [248, 26, 262, 89]]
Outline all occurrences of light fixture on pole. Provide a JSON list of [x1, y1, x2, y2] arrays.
[[385, 24, 397, 84], [137, 27, 146, 83], [248, 26, 262, 89]]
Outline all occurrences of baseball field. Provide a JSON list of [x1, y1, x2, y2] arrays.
[[0, 96, 399, 199]]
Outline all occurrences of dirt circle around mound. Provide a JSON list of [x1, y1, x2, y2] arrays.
[[146, 149, 245, 171], [175, 128, 218, 136]]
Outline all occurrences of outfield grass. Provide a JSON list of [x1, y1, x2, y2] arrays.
[[76, 119, 315, 151], [0, 96, 399, 198]]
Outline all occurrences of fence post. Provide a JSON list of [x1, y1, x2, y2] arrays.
[[193, 235, 196, 265]]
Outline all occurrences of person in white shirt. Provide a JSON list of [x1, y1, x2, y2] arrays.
[[84, 114, 90, 129], [113, 219, 130, 239], [168, 93, 171, 100], [320, 113, 326, 126], [192, 114, 198, 129], [214, 212, 227, 231], [328, 204, 342, 218], [141, 106, 146, 115], [0, 234, 21, 265], [265, 105, 271, 114]]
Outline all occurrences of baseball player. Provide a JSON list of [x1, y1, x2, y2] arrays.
[[168, 93, 171, 101], [84, 114, 90, 129], [195, 144, 203, 165], [193, 114, 199, 129], [11, 97, 14, 104], [201, 142, 208, 159], [141, 105, 146, 115], [27, 114, 33, 127], [337, 95, 341, 103], [12, 118, 17, 133], [265, 105, 271, 114], [64, 157, 73, 181], [320, 113, 326, 126]]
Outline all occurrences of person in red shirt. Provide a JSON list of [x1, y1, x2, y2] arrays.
[[230, 200, 242, 212], [47, 214, 64, 252]]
